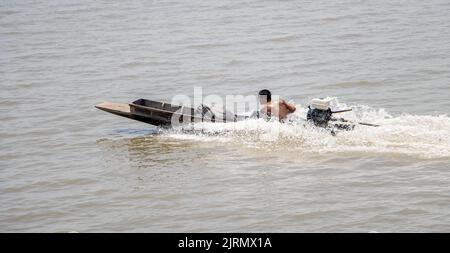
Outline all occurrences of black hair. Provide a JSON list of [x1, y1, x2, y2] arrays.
[[258, 89, 272, 102]]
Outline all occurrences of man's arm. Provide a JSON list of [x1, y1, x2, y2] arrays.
[[282, 100, 296, 113]]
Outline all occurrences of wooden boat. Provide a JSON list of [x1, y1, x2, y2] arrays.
[[95, 98, 245, 127], [96, 98, 379, 129]]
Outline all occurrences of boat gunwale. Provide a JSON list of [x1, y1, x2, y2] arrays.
[[129, 102, 207, 121]]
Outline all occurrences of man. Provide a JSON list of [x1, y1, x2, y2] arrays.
[[258, 89, 296, 121]]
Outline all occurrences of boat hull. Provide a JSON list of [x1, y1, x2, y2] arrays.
[[95, 99, 242, 127], [95, 102, 168, 126]]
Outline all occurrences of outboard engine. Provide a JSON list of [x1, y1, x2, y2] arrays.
[[307, 98, 333, 127]]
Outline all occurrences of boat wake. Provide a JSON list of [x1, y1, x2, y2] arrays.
[[158, 99, 450, 159]]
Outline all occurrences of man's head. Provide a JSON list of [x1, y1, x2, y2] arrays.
[[258, 89, 271, 104]]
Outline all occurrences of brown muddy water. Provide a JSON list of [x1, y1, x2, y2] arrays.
[[1, 0, 450, 232]]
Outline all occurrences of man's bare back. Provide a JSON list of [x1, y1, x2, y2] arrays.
[[261, 100, 296, 120], [258, 89, 296, 121]]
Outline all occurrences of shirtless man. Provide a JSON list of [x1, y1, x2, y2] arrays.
[[258, 89, 296, 121]]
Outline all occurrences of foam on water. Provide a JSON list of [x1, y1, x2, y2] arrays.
[[162, 98, 450, 159]]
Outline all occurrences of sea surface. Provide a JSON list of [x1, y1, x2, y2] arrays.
[[1, 0, 450, 232]]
